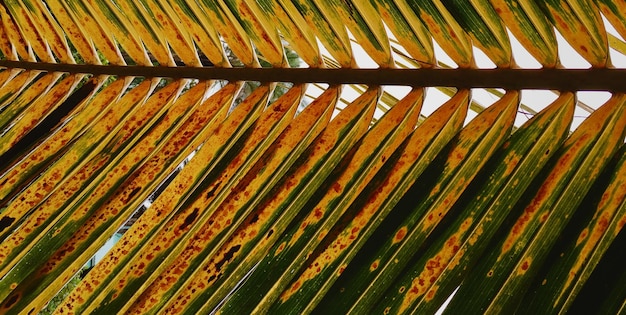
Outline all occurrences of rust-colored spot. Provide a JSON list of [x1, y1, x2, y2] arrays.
[[393, 226, 408, 244], [370, 259, 380, 272], [518, 258, 532, 275], [576, 228, 589, 245], [338, 264, 346, 276], [275, 242, 286, 256], [313, 208, 323, 220], [332, 182, 341, 193], [425, 286, 437, 301]]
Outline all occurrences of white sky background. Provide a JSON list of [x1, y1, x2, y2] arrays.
[[302, 15, 626, 132]]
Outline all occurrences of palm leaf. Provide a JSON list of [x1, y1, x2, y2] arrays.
[[1, 1, 625, 314]]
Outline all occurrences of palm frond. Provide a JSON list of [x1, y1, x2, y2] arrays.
[[1, 1, 625, 314]]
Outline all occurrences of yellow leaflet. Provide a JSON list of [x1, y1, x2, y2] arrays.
[[170, 0, 229, 67], [0, 5, 32, 61], [0, 72, 62, 156], [4, 1, 54, 62], [117, 85, 302, 314], [82, 0, 151, 65], [63, 85, 267, 314], [197, 0, 258, 67], [0, 76, 117, 203], [222, 0, 285, 67], [20, 82, 224, 313], [55, 0, 124, 65], [294, 0, 354, 67], [27, 0, 74, 63], [114, 0, 174, 66], [490, 0, 557, 67], [425, 1, 473, 68], [159, 86, 339, 315], [264, 0, 322, 67], [0, 74, 82, 154], [544, 0, 608, 67], [377, 0, 435, 67], [43, 0, 100, 64], [145, 0, 201, 66]]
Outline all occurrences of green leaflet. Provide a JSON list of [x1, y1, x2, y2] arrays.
[[290, 0, 354, 67], [382, 92, 575, 314], [319, 91, 518, 314], [196, 0, 258, 67], [442, 0, 512, 67], [522, 128, 626, 314], [215, 87, 380, 314], [406, 1, 473, 68], [153, 86, 339, 315], [256, 0, 322, 67], [536, 0, 608, 67], [314, 0, 392, 67], [220, 0, 285, 67], [444, 93, 626, 314], [269, 88, 424, 314], [169, 0, 229, 66], [374, 0, 435, 67], [488, 0, 557, 67]]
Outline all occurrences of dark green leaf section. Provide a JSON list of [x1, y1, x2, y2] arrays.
[[444, 94, 626, 314], [568, 222, 626, 315], [267, 88, 424, 314], [216, 87, 380, 314], [522, 145, 626, 314], [318, 91, 518, 314], [273, 89, 467, 314], [381, 92, 575, 314], [441, 0, 511, 67]]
